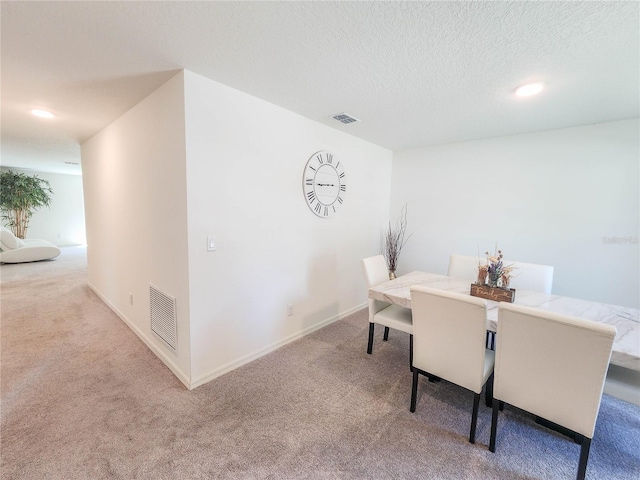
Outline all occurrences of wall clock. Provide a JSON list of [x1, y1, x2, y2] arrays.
[[303, 150, 346, 218]]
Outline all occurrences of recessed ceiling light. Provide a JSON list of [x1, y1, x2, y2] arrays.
[[32, 109, 54, 119], [515, 83, 544, 97]]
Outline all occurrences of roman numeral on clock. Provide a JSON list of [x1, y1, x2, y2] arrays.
[[307, 191, 316, 203]]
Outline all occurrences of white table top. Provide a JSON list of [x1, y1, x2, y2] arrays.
[[368, 271, 640, 372]]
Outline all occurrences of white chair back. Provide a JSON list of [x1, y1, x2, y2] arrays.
[[362, 255, 392, 322], [495, 303, 615, 438], [447, 253, 554, 294], [411, 285, 492, 394], [362, 255, 389, 287], [503, 259, 554, 294], [447, 254, 482, 282]]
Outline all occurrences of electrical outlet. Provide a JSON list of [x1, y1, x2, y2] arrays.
[[287, 304, 294, 316], [129, 293, 134, 305]]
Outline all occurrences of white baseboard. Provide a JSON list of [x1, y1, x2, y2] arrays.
[[190, 302, 367, 389], [87, 282, 366, 391], [87, 282, 191, 390]]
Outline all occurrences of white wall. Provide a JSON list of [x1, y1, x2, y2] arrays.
[[81, 70, 392, 389], [0, 168, 85, 246], [390, 119, 639, 308], [81, 72, 192, 385], [182, 71, 392, 386]]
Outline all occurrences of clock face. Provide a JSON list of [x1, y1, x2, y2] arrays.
[[303, 150, 346, 218]]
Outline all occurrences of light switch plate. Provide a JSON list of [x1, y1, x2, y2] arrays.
[[207, 236, 216, 251]]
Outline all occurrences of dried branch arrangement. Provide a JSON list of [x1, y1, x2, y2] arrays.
[[384, 204, 412, 275]]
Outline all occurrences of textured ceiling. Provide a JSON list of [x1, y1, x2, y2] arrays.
[[1, 1, 638, 175]]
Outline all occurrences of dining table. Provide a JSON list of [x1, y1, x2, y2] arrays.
[[368, 271, 640, 372]]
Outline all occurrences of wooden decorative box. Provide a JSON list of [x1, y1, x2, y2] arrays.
[[470, 284, 516, 303]]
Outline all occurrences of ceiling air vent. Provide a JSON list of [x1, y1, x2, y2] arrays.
[[332, 113, 360, 124], [150, 284, 177, 350]]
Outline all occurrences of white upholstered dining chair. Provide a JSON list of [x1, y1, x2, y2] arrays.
[[447, 254, 554, 294], [409, 285, 494, 444], [490, 303, 616, 480], [505, 259, 554, 294], [447, 254, 483, 282], [362, 255, 413, 369]]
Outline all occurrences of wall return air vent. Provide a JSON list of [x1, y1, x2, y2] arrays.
[[150, 284, 178, 350], [332, 113, 360, 124]]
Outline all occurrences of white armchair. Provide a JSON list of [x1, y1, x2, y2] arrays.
[[0, 226, 61, 264], [490, 303, 616, 480]]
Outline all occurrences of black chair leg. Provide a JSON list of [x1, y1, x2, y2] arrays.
[[469, 393, 480, 444], [383, 326, 390, 341], [485, 373, 494, 408], [576, 436, 591, 480], [409, 334, 414, 372], [486, 331, 496, 350], [367, 323, 375, 354], [489, 399, 500, 452], [410, 367, 419, 412]]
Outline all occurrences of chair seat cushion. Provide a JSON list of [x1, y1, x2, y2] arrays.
[[374, 304, 413, 334]]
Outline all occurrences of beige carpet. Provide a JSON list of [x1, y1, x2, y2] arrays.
[[1, 247, 639, 479]]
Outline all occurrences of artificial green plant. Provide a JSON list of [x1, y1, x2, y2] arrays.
[[0, 170, 53, 239]]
